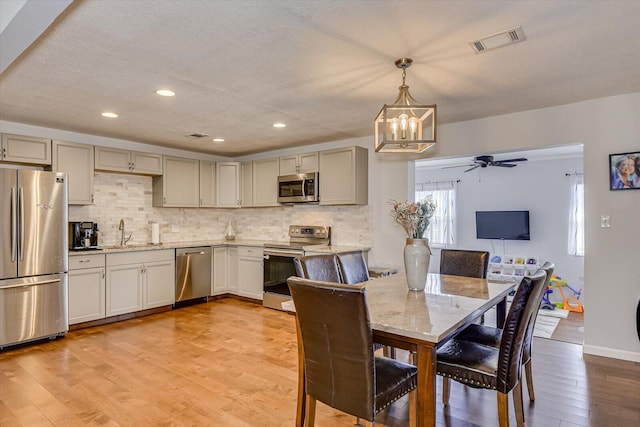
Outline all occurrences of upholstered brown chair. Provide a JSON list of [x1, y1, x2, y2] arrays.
[[293, 254, 342, 283], [453, 262, 555, 402], [436, 269, 548, 427], [440, 249, 490, 323], [336, 250, 370, 284], [288, 277, 417, 426]]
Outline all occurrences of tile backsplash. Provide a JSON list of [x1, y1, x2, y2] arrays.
[[69, 173, 373, 247]]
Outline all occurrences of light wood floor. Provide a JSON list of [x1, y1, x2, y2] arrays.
[[1, 299, 639, 426]]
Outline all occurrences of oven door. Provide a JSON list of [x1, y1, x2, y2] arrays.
[[263, 248, 301, 310]]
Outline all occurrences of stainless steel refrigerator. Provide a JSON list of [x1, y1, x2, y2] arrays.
[[1, 169, 69, 349]]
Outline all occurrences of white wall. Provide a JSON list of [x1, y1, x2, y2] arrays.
[[414, 156, 585, 299]]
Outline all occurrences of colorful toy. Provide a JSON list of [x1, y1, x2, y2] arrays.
[[547, 275, 584, 313]]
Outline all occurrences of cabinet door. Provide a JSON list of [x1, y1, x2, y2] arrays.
[[241, 161, 253, 207], [213, 247, 229, 294], [106, 264, 142, 316], [298, 152, 318, 173], [228, 247, 239, 293], [68, 267, 105, 324], [132, 152, 162, 175], [252, 158, 279, 207], [143, 260, 175, 309], [279, 155, 298, 175], [199, 161, 216, 207], [53, 140, 94, 205], [216, 162, 241, 208], [319, 146, 368, 205], [238, 247, 264, 300], [1, 133, 51, 165], [95, 146, 131, 172], [161, 156, 199, 207]]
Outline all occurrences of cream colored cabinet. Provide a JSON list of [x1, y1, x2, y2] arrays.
[[319, 146, 368, 205], [199, 161, 216, 207], [279, 152, 318, 175], [241, 161, 253, 207], [216, 162, 241, 208], [237, 246, 264, 300], [68, 254, 106, 324], [228, 247, 239, 293], [95, 146, 162, 175], [0, 133, 51, 165], [52, 140, 94, 205], [105, 249, 175, 316], [253, 157, 279, 207], [152, 156, 199, 207], [213, 246, 239, 294]]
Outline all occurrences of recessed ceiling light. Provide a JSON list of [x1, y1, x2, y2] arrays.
[[213, 138, 225, 142], [155, 89, 175, 97], [101, 112, 118, 118], [273, 123, 286, 128]]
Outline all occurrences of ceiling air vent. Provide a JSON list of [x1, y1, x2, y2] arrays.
[[186, 132, 209, 138], [469, 26, 526, 54]]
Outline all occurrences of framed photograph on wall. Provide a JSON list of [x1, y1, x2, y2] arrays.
[[609, 152, 640, 191]]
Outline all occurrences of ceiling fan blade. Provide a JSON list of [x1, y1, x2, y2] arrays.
[[493, 163, 517, 168], [495, 157, 528, 163], [464, 165, 481, 172], [442, 164, 473, 169]]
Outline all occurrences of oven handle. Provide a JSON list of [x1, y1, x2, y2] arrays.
[[263, 248, 304, 258]]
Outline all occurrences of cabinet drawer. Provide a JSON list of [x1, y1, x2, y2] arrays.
[[238, 246, 264, 258], [107, 249, 174, 266], [69, 254, 106, 269]]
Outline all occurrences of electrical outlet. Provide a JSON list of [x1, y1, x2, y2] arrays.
[[171, 224, 180, 233], [600, 215, 611, 228]]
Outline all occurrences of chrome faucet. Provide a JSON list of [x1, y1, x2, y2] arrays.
[[118, 219, 132, 246]]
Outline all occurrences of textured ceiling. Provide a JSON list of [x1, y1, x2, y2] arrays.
[[1, 0, 639, 157]]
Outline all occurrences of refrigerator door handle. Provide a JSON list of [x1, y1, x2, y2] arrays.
[[10, 187, 17, 262], [0, 279, 60, 290], [19, 186, 24, 261]]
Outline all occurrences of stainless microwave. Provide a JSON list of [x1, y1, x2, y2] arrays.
[[277, 172, 319, 203]]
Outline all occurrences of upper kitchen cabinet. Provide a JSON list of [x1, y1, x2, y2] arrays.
[[216, 162, 241, 208], [279, 152, 318, 175], [199, 161, 216, 208], [241, 161, 253, 207], [95, 146, 162, 175], [253, 157, 279, 207], [0, 133, 51, 165], [319, 146, 368, 205], [52, 140, 94, 205], [152, 156, 199, 207]]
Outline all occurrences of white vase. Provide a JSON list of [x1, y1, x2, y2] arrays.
[[404, 238, 431, 291], [224, 219, 236, 241]]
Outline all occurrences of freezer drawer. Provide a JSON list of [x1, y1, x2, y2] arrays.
[[175, 247, 212, 302], [0, 273, 68, 348]]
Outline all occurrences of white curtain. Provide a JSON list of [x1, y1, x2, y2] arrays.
[[416, 181, 457, 247], [568, 173, 585, 256]]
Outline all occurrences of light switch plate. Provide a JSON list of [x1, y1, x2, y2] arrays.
[[600, 215, 611, 228]]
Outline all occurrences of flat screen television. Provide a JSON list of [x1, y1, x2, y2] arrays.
[[475, 210, 530, 241]]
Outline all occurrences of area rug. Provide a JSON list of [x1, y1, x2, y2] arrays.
[[533, 315, 561, 338]]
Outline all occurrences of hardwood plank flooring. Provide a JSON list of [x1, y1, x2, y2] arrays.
[[1, 299, 638, 426]]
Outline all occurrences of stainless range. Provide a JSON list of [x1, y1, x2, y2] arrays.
[[263, 225, 330, 310]]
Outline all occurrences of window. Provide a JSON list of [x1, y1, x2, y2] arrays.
[[415, 181, 457, 247], [568, 173, 584, 256]]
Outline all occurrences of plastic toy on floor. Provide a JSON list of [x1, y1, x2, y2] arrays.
[[546, 275, 584, 313]]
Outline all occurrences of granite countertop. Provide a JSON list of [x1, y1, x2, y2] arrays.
[[69, 240, 369, 256]]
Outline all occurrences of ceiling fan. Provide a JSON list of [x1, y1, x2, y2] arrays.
[[443, 155, 528, 172]]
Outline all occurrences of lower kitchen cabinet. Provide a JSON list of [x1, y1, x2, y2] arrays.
[[68, 254, 105, 324], [213, 246, 239, 294], [238, 246, 264, 300], [105, 249, 175, 316]]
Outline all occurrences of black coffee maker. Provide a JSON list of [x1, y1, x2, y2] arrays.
[[69, 222, 99, 250]]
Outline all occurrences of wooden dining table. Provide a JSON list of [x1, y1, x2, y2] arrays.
[[293, 272, 517, 427]]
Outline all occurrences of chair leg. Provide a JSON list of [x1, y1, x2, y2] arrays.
[[513, 381, 525, 426], [442, 377, 450, 405], [497, 392, 509, 427], [524, 359, 535, 401], [409, 389, 417, 427], [304, 395, 316, 427], [383, 346, 397, 359]]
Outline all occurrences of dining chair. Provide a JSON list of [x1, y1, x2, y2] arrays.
[[293, 254, 342, 283], [436, 269, 548, 427], [287, 277, 417, 426], [452, 262, 555, 402], [336, 250, 370, 284], [439, 249, 490, 323]]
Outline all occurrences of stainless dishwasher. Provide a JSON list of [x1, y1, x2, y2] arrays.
[[175, 247, 212, 304]]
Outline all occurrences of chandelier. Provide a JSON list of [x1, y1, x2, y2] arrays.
[[374, 58, 437, 153]]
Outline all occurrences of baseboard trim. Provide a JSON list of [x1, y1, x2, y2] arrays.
[[583, 344, 640, 363]]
